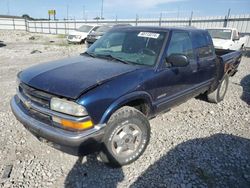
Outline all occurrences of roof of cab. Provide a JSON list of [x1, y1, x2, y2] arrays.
[[111, 26, 207, 33], [206, 27, 237, 30]]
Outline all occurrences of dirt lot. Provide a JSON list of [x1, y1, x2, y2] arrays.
[[0, 30, 249, 188]]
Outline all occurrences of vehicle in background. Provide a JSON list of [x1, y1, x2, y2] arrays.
[[67, 25, 99, 44], [11, 27, 242, 167], [207, 27, 247, 50], [86, 24, 131, 47]]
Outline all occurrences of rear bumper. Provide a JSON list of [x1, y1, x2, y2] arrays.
[[10, 96, 106, 155]]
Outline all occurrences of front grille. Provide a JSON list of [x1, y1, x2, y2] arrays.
[[68, 35, 74, 39], [18, 100, 51, 125], [18, 83, 54, 125], [19, 83, 52, 108], [87, 35, 94, 39]]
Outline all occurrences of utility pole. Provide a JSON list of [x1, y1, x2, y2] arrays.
[[83, 6, 85, 20], [227, 8, 231, 19], [66, 5, 69, 20], [135, 14, 139, 26], [85, 13, 88, 21], [189, 11, 193, 26], [224, 8, 231, 27], [66, 5, 69, 35], [159, 12, 162, 27], [7, 0, 10, 15], [101, 0, 104, 19], [177, 6, 180, 19]]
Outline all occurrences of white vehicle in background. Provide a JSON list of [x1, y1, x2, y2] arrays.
[[207, 28, 247, 50], [67, 25, 99, 44]]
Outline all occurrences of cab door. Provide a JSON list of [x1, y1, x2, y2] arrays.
[[152, 30, 200, 113], [191, 31, 217, 84]]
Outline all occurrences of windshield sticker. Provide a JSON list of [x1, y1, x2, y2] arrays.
[[223, 30, 231, 32], [138, 32, 160, 39]]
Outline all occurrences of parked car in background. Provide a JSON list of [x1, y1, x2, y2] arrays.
[[86, 24, 131, 47], [207, 27, 247, 50], [67, 25, 99, 44]]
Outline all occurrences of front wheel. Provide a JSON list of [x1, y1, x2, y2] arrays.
[[207, 74, 229, 103], [99, 106, 150, 167]]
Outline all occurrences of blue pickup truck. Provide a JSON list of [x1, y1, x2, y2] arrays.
[[11, 26, 242, 166]]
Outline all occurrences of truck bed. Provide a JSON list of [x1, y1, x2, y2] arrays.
[[215, 49, 242, 76]]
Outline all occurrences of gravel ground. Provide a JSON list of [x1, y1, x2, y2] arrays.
[[0, 30, 249, 188]]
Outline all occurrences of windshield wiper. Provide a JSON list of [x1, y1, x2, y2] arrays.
[[81, 51, 96, 58], [96, 54, 132, 65]]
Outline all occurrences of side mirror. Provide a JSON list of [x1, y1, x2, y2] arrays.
[[233, 36, 240, 41], [233, 34, 240, 41], [167, 54, 189, 67]]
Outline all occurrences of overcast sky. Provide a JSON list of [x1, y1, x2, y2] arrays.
[[0, 0, 249, 19]]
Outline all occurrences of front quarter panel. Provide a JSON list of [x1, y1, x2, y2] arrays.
[[76, 68, 155, 125]]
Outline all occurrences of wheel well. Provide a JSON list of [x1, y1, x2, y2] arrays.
[[227, 69, 232, 75], [123, 99, 150, 117]]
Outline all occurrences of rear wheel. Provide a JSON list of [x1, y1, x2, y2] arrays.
[[99, 106, 150, 167], [207, 74, 229, 103]]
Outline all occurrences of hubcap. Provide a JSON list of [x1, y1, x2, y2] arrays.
[[111, 124, 142, 157]]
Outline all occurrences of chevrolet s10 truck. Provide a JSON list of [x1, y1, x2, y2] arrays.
[[11, 26, 242, 166]]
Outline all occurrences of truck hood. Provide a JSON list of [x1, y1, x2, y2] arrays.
[[69, 30, 88, 36], [88, 31, 105, 37], [19, 55, 138, 99]]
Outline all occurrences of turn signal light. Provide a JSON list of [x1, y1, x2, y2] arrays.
[[61, 119, 93, 130], [52, 116, 93, 130]]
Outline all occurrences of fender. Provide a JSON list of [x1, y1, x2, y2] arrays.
[[208, 57, 225, 93], [99, 91, 154, 124]]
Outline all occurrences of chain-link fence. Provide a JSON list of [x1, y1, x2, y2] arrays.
[[1, 14, 250, 47]]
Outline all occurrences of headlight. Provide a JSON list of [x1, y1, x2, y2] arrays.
[[95, 36, 101, 39], [50, 98, 87, 116], [76, 35, 82, 39]]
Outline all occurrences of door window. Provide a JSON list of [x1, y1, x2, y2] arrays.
[[167, 31, 194, 61], [192, 32, 214, 58]]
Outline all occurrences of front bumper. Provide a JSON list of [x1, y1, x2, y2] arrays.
[[10, 96, 106, 155], [67, 38, 82, 43], [67, 35, 82, 43], [86, 38, 97, 44]]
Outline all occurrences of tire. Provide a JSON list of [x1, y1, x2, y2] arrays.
[[80, 39, 86, 44], [207, 74, 229, 103], [99, 106, 150, 167], [241, 45, 245, 50]]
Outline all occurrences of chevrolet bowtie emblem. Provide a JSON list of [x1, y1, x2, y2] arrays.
[[24, 100, 31, 109]]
